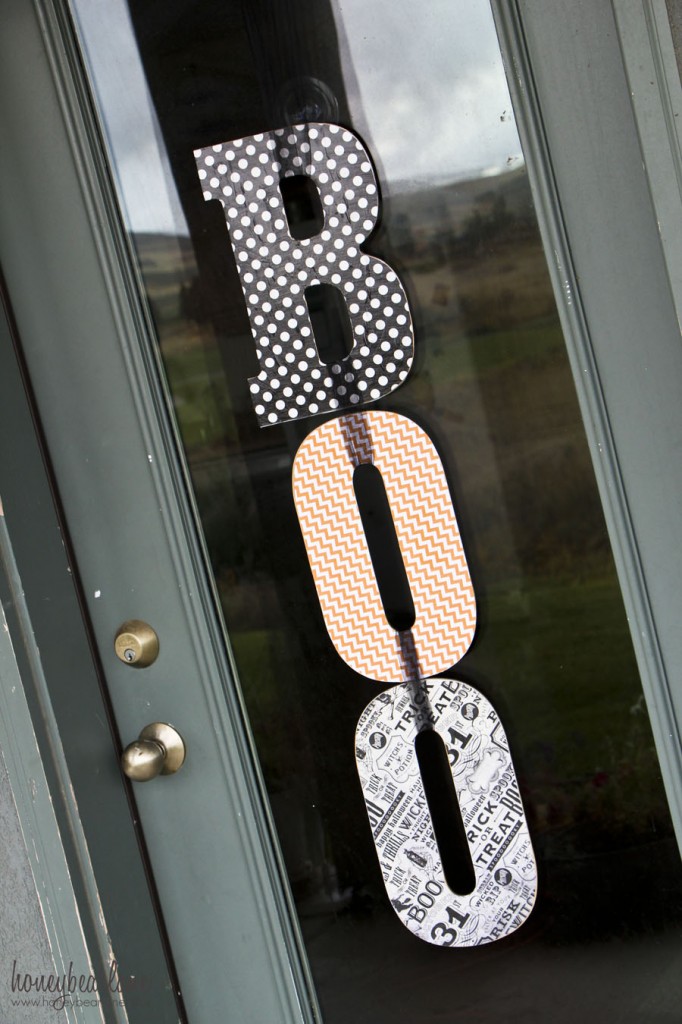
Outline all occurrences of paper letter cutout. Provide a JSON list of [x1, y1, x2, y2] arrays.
[[194, 124, 414, 427], [292, 411, 476, 681], [356, 677, 537, 946]]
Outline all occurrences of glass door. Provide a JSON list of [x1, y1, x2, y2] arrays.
[[3, 0, 682, 1021]]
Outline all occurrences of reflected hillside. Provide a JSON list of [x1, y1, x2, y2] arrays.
[[132, 166, 604, 590]]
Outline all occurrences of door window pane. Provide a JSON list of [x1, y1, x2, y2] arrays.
[[71, 1, 682, 1020]]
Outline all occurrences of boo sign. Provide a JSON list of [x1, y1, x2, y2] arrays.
[[194, 123, 537, 947]]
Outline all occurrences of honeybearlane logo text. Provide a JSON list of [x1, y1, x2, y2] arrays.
[[9, 959, 124, 1011]]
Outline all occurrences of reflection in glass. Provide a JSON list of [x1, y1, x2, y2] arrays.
[[71, 0, 682, 1020]]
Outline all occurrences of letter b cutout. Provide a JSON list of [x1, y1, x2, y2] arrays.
[[194, 124, 414, 427]]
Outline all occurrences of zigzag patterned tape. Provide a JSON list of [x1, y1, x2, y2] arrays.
[[292, 410, 477, 682]]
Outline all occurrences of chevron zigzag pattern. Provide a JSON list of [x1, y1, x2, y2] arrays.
[[292, 411, 477, 682]]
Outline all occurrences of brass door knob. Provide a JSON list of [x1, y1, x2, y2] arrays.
[[121, 723, 186, 782]]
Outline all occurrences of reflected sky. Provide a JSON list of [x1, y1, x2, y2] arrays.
[[72, 0, 523, 233], [334, 0, 523, 189], [72, 0, 187, 234]]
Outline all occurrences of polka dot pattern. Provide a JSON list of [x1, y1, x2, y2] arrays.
[[194, 123, 415, 428]]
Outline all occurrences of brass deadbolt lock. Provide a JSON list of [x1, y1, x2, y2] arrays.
[[114, 620, 159, 667], [121, 722, 186, 782]]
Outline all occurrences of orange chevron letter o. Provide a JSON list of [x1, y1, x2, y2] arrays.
[[292, 410, 476, 682]]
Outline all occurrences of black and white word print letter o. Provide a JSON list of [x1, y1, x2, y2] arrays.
[[194, 124, 414, 427], [356, 678, 538, 947]]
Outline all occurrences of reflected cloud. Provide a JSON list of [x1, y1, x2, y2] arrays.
[[74, 0, 523, 232], [332, 0, 524, 189]]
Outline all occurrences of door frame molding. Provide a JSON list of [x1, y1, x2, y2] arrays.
[[494, 0, 682, 849]]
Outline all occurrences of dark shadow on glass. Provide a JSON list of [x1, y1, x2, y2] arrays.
[[415, 728, 476, 896], [353, 462, 415, 631], [280, 173, 325, 239], [306, 283, 354, 366]]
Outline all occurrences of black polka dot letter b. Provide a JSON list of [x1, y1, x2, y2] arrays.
[[194, 123, 415, 427]]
